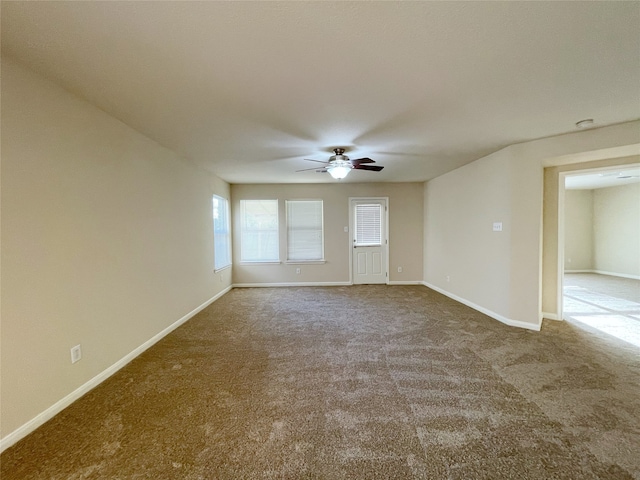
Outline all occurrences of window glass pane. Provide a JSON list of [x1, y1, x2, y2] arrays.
[[355, 204, 382, 246], [240, 200, 279, 262], [213, 195, 231, 270], [287, 200, 324, 261]]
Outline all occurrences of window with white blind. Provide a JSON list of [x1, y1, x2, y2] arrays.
[[212, 195, 231, 271], [286, 200, 324, 262], [240, 199, 279, 262], [354, 204, 382, 246]]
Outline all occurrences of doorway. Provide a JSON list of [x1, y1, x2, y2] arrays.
[[558, 166, 640, 346], [349, 197, 389, 284]]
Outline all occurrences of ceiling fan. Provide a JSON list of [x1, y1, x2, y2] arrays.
[[297, 148, 384, 179]]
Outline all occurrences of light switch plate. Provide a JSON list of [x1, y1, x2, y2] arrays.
[[493, 222, 503, 232], [70, 344, 82, 364]]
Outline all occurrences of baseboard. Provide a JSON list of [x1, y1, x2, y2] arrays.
[[542, 312, 562, 321], [233, 281, 423, 287], [591, 270, 640, 280], [565, 269, 640, 280], [0, 286, 232, 454], [233, 282, 352, 288], [422, 282, 541, 331]]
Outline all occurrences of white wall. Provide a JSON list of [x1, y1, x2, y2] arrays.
[[0, 58, 231, 446], [564, 190, 594, 271], [593, 183, 640, 277], [563, 183, 639, 277], [231, 183, 424, 285]]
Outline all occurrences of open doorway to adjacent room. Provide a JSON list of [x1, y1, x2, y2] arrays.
[[561, 166, 640, 347]]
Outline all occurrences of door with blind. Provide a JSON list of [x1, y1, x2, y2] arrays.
[[350, 198, 388, 284]]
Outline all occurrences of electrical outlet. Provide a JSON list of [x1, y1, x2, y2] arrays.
[[296, 268, 301, 274], [220, 273, 224, 282], [70, 344, 82, 364], [397, 266, 403, 273], [446, 275, 451, 282], [493, 222, 503, 232]]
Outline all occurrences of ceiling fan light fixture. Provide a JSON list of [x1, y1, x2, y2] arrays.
[[327, 163, 352, 179]]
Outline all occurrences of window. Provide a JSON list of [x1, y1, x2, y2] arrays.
[[286, 200, 324, 262], [355, 204, 382, 246], [212, 195, 231, 271], [240, 200, 279, 262]]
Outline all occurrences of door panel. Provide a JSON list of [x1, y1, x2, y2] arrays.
[[351, 198, 388, 284], [356, 251, 367, 275], [372, 252, 382, 275]]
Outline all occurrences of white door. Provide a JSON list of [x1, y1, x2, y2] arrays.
[[351, 198, 388, 284]]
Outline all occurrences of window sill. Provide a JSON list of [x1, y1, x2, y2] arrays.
[[214, 264, 232, 274], [239, 261, 282, 265], [285, 260, 326, 265]]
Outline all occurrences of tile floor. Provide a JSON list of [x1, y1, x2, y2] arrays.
[[564, 273, 640, 348]]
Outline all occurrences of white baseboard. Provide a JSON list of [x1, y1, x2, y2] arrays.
[[422, 282, 541, 331], [592, 270, 640, 280], [0, 286, 232, 454], [565, 269, 640, 280], [542, 312, 562, 321], [233, 281, 424, 288], [233, 282, 352, 288]]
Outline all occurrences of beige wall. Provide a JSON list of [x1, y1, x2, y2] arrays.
[[424, 149, 512, 318], [593, 183, 640, 277], [230, 183, 424, 285], [564, 190, 594, 271], [1, 58, 231, 441]]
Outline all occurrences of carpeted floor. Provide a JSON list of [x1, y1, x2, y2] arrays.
[[2, 286, 639, 479]]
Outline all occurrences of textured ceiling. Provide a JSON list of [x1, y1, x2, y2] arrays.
[[2, 1, 639, 184]]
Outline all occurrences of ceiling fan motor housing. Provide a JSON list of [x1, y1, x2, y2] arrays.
[[330, 148, 349, 163]]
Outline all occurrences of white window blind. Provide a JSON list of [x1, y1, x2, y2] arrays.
[[286, 200, 324, 261], [240, 199, 279, 262], [355, 204, 382, 246], [213, 195, 231, 270]]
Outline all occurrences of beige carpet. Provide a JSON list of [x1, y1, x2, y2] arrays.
[[2, 286, 639, 479]]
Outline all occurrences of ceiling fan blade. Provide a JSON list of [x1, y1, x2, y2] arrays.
[[353, 164, 384, 171], [303, 158, 330, 164], [296, 166, 326, 172], [316, 169, 329, 173], [350, 157, 375, 164]]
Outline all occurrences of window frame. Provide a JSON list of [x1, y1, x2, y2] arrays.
[[212, 195, 232, 272], [240, 199, 280, 263], [285, 199, 325, 263], [354, 203, 383, 247]]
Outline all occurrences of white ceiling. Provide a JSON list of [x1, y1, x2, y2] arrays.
[[565, 166, 640, 190], [2, 1, 639, 184]]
